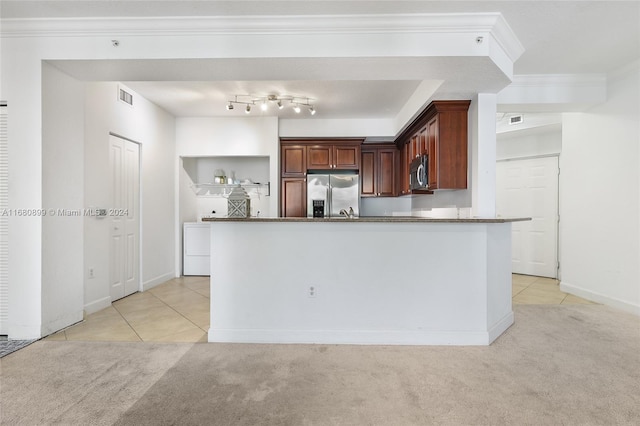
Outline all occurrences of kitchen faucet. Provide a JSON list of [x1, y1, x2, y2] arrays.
[[339, 206, 355, 218]]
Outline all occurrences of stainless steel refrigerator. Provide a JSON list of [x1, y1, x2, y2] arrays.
[[307, 173, 360, 218]]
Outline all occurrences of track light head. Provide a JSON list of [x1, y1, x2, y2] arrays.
[[226, 94, 316, 116]]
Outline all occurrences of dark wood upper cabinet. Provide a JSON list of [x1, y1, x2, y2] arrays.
[[306, 143, 360, 170], [334, 145, 360, 169], [396, 100, 470, 191], [418, 126, 427, 156], [377, 147, 397, 196], [307, 145, 333, 169], [399, 141, 411, 195], [361, 144, 397, 197], [427, 117, 439, 189], [360, 150, 376, 196], [281, 145, 307, 177]]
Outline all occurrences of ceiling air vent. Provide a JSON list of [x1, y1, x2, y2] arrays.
[[509, 114, 524, 125], [118, 87, 133, 106]]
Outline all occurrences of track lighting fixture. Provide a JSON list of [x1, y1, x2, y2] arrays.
[[225, 94, 316, 115]]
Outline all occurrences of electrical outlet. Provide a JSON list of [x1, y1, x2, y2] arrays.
[[308, 285, 316, 298], [89, 268, 95, 279]]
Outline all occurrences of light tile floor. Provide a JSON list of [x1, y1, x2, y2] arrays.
[[46, 274, 595, 343], [46, 276, 210, 343], [512, 274, 595, 305]]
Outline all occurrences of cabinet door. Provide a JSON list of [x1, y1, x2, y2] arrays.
[[427, 117, 438, 189], [377, 149, 396, 196], [334, 145, 360, 170], [281, 178, 307, 217], [418, 126, 427, 156], [360, 150, 376, 196], [399, 142, 410, 195], [307, 146, 332, 169], [281, 145, 307, 177], [410, 135, 419, 160]]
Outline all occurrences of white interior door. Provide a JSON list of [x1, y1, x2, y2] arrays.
[[110, 135, 140, 301], [496, 156, 559, 278]]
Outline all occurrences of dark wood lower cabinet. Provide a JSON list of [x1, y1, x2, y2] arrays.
[[281, 178, 306, 217]]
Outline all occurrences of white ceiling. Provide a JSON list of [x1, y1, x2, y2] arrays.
[[6, 1, 639, 119]]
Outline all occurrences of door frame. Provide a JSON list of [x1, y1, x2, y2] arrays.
[[109, 132, 142, 299]]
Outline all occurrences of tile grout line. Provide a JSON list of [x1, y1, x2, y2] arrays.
[[143, 284, 210, 337], [154, 285, 210, 332], [110, 303, 145, 342]]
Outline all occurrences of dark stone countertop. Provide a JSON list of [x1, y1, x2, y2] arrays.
[[201, 216, 530, 223]]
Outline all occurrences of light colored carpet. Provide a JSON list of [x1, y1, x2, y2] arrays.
[[1, 305, 639, 425]]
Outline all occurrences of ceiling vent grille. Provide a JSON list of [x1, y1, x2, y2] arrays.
[[509, 114, 524, 125], [119, 87, 133, 106]]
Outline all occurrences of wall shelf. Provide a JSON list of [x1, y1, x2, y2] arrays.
[[191, 182, 270, 198]]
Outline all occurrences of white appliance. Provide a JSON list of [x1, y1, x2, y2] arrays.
[[183, 223, 210, 276]]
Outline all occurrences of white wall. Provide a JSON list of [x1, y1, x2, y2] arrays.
[[176, 117, 278, 275], [176, 117, 279, 217], [84, 82, 176, 313], [179, 158, 199, 224], [3, 40, 44, 339], [559, 61, 640, 314], [279, 118, 395, 138], [497, 125, 562, 161], [41, 62, 85, 335]]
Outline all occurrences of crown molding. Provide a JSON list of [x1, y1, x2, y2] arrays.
[[510, 74, 607, 88], [498, 74, 608, 110], [489, 14, 525, 63], [1, 12, 524, 62]]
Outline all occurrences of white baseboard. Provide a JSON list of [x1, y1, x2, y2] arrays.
[[6, 324, 43, 340], [41, 311, 84, 337], [487, 311, 515, 344], [84, 296, 112, 315], [560, 281, 640, 316], [208, 328, 497, 346], [142, 271, 175, 291]]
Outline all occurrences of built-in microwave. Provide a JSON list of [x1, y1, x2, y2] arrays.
[[410, 155, 429, 191]]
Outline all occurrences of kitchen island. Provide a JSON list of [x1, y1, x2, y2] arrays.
[[203, 216, 529, 346]]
